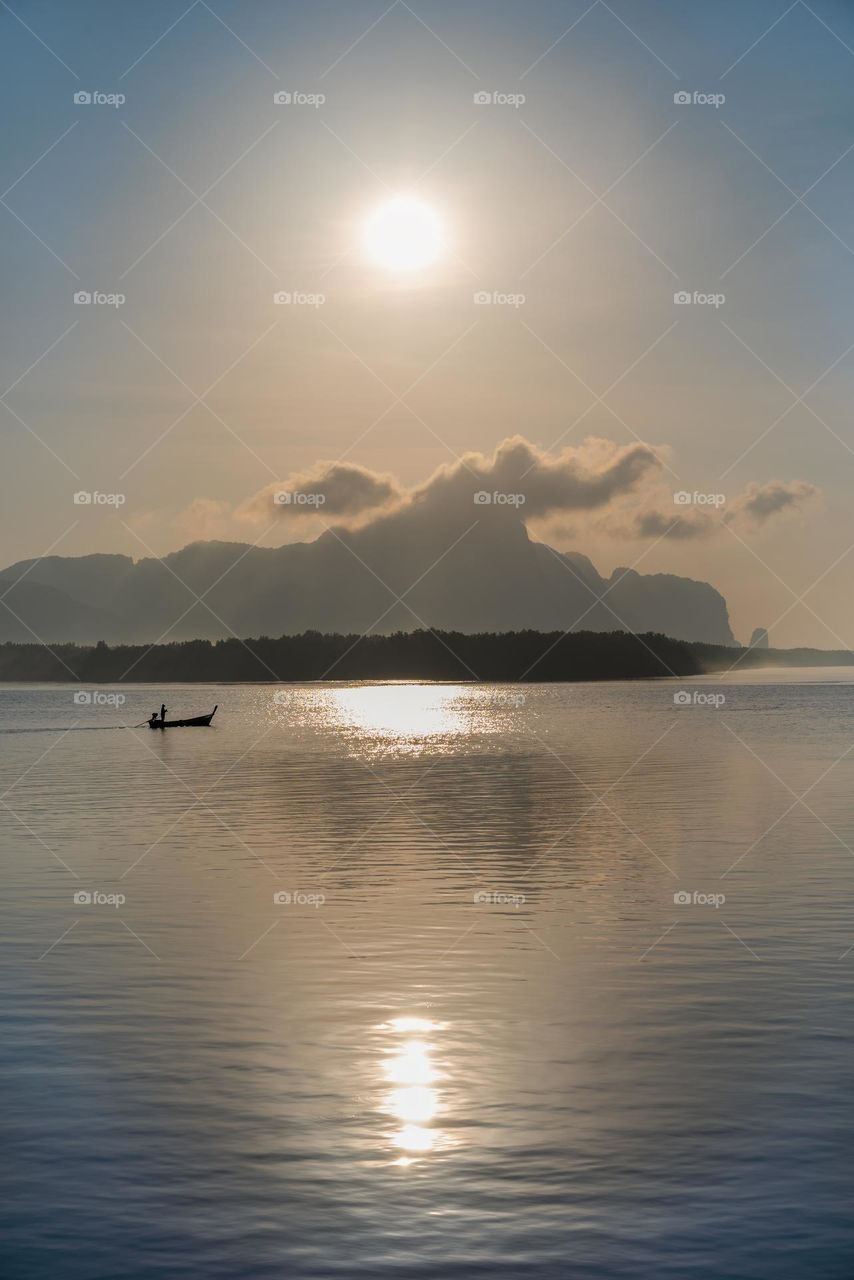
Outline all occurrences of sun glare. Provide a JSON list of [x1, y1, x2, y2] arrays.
[[363, 196, 443, 272]]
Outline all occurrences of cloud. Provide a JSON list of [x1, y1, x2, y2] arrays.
[[594, 478, 820, 542], [410, 435, 662, 518], [725, 479, 820, 527], [241, 461, 403, 524], [240, 435, 664, 530]]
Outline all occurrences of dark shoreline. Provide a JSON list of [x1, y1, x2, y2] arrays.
[[1, 630, 851, 684]]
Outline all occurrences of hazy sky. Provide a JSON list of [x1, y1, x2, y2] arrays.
[[3, 0, 854, 646]]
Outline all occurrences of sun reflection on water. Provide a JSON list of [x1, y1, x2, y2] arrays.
[[380, 1017, 446, 1161]]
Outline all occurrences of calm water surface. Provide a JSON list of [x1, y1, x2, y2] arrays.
[[3, 674, 854, 1278]]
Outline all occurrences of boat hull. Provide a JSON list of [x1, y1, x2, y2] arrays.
[[149, 706, 217, 729]]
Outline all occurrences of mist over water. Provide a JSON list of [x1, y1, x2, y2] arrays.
[[3, 676, 854, 1278]]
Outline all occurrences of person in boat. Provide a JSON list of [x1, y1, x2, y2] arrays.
[[148, 704, 168, 727]]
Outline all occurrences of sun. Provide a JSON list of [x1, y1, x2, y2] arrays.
[[363, 196, 443, 273]]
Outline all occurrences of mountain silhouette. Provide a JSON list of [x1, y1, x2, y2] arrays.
[[0, 508, 734, 645]]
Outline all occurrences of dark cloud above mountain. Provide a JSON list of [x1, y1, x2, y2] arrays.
[[242, 461, 403, 523], [244, 435, 664, 530], [725, 479, 820, 527]]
